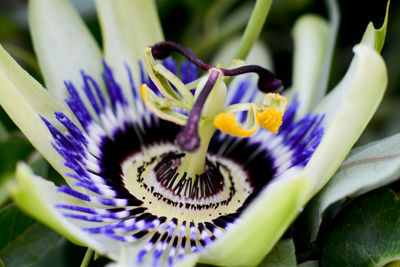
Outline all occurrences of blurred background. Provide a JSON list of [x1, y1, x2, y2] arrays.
[[0, 0, 398, 266]]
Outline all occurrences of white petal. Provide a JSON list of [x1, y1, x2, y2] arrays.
[[95, 0, 164, 104], [291, 15, 329, 116], [29, 0, 103, 102]]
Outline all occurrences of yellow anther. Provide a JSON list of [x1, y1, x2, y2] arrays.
[[140, 84, 149, 106], [262, 93, 287, 112], [214, 92, 287, 137], [256, 107, 284, 134], [213, 112, 258, 137]]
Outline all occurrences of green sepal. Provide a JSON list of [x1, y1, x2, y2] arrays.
[[306, 44, 388, 195], [0, 45, 76, 185], [360, 1, 389, 52]]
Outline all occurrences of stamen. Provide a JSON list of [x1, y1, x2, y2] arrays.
[[176, 69, 221, 152]]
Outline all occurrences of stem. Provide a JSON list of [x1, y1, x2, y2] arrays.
[[233, 0, 273, 61], [80, 248, 94, 267]]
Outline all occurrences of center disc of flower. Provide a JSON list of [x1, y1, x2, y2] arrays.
[[121, 144, 252, 222]]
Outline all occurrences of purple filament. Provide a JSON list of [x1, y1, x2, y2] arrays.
[[151, 41, 283, 93]]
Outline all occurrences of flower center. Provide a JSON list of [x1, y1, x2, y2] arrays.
[[141, 41, 288, 178], [121, 143, 252, 222], [44, 54, 325, 267]]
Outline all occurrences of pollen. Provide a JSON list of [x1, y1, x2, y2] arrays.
[[213, 112, 258, 137], [256, 107, 284, 134]]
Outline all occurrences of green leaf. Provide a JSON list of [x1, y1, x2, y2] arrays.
[[258, 239, 296, 267], [321, 188, 400, 266], [298, 261, 318, 267], [0, 120, 8, 141], [0, 138, 34, 178], [360, 1, 389, 52], [0, 203, 61, 266], [306, 133, 400, 241]]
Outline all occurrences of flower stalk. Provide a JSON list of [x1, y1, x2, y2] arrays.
[[80, 248, 94, 267], [233, 0, 273, 61]]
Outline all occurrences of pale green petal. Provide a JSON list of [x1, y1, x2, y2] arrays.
[[199, 171, 312, 266], [175, 254, 199, 267], [29, 0, 103, 102], [291, 15, 329, 116], [289, 0, 338, 112], [95, 0, 164, 104], [8, 163, 142, 264], [9, 163, 106, 250], [306, 44, 388, 194], [0, 45, 74, 180]]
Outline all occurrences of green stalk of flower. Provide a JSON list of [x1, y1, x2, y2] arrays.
[[233, 0, 273, 61]]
